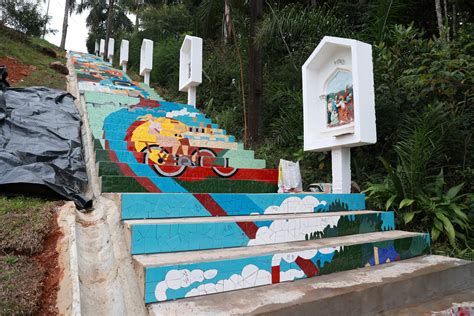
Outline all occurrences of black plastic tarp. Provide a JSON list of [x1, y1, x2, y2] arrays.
[[0, 87, 90, 209]]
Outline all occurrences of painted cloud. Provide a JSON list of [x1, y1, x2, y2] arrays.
[[165, 108, 198, 118], [248, 215, 340, 246], [155, 268, 218, 301], [263, 196, 327, 215], [185, 264, 271, 298], [271, 247, 340, 266]]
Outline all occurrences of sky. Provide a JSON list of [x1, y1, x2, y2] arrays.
[[42, 0, 90, 53], [41, 0, 135, 53]]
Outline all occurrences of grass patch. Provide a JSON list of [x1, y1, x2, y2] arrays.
[[0, 254, 45, 315], [0, 196, 62, 315], [0, 26, 66, 90], [0, 196, 62, 255]]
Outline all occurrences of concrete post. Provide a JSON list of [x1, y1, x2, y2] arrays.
[[188, 86, 197, 107], [179, 35, 202, 107], [144, 72, 150, 86], [120, 39, 129, 73], [140, 39, 153, 85], [107, 38, 115, 63], [331, 147, 351, 193], [99, 39, 105, 59]]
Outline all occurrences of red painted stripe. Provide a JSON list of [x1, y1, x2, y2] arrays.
[[194, 194, 259, 239], [130, 98, 162, 109], [294, 256, 319, 278], [124, 120, 147, 143], [272, 266, 280, 284], [105, 149, 162, 193], [193, 194, 227, 216]]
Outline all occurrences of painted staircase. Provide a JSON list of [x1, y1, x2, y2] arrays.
[[70, 52, 431, 307]]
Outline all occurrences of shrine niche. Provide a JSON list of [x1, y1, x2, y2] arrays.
[[302, 36, 376, 193], [302, 36, 376, 152], [325, 69, 354, 129]]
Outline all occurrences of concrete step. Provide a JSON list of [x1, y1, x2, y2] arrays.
[[97, 161, 277, 181], [133, 230, 430, 303], [93, 139, 255, 159], [124, 210, 395, 254], [97, 134, 245, 150], [103, 129, 236, 145], [120, 192, 367, 219], [100, 121, 227, 136], [86, 100, 214, 124], [101, 175, 278, 193], [382, 289, 474, 315], [147, 255, 473, 315], [94, 149, 265, 169]]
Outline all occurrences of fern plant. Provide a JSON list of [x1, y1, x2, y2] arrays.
[[364, 105, 472, 253]]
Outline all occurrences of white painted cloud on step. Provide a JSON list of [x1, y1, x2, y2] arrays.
[[263, 196, 327, 215], [248, 215, 340, 246], [155, 268, 217, 301], [165, 108, 198, 118], [185, 264, 271, 298]]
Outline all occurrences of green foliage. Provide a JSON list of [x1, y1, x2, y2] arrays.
[[81, 0, 133, 53], [140, 4, 192, 41], [1, 0, 54, 37]]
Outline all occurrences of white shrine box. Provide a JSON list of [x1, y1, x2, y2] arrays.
[[302, 36, 376, 152], [120, 40, 129, 69], [107, 38, 115, 60], [140, 39, 153, 76], [99, 39, 105, 58], [179, 35, 202, 92]]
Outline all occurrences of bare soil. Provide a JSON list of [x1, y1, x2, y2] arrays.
[[35, 212, 63, 316], [0, 56, 37, 85]]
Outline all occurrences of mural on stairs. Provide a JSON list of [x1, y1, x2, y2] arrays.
[[129, 211, 395, 254], [71, 52, 155, 99], [144, 234, 430, 303], [70, 52, 278, 193], [71, 50, 431, 306]]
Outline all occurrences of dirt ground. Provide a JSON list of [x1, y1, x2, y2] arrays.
[[35, 212, 63, 315], [0, 56, 37, 85]]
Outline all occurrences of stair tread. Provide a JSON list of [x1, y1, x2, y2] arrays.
[[124, 209, 380, 225], [133, 230, 423, 267], [147, 255, 473, 315]]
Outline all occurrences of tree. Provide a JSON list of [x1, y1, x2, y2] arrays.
[[60, 0, 75, 49], [247, 0, 263, 145], [435, 0, 444, 38], [78, 0, 132, 54], [104, 0, 115, 58], [1, 0, 53, 36]]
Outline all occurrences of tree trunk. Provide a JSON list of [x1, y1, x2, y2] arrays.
[[452, 3, 456, 37], [104, 0, 115, 58], [42, 0, 51, 38], [434, 0, 443, 38], [247, 0, 263, 146], [223, 0, 234, 42], [60, 0, 70, 49], [443, 0, 449, 41]]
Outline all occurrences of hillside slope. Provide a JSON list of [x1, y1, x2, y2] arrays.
[[0, 26, 69, 315], [0, 25, 67, 90]]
